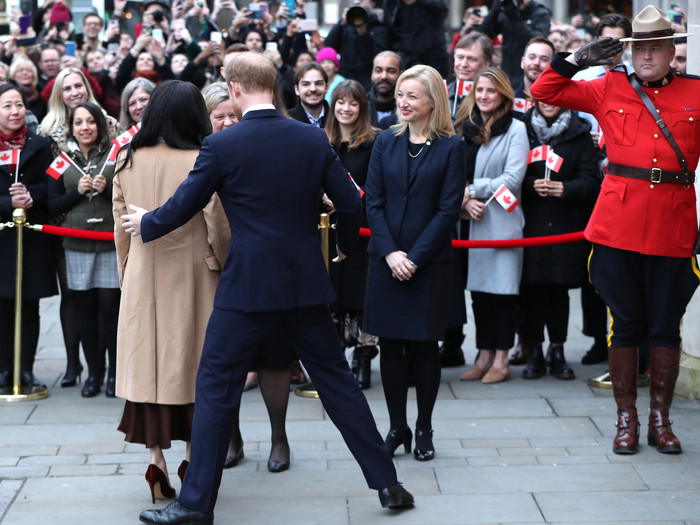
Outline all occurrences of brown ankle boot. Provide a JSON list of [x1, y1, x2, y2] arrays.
[[608, 347, 639, 454], [647, 346, 682, 454]]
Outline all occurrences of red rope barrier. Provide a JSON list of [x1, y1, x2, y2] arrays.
[[359, 227, 586, 248], [33, 224, 586, 248], [37, 224, 116, 241]]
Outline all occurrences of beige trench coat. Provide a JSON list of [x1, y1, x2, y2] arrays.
[[112, 144, 230, 405]]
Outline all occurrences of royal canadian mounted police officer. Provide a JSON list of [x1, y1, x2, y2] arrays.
[[531, 6, 700, 456]]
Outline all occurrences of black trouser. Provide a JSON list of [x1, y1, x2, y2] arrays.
[[75, 288, 120, 381], [0, 299, 40, 372], [589, 244, 699, 348], [471, 292, 518, 350], [520, 284, 569, 344]]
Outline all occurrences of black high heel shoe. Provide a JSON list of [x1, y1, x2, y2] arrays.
[[61, 364, 83, 388], [384, 428, 412, 457], [267, 441, 290, 473], [414, 428, 435, 461], [223, 448, 244, 469], [105, 377, 116, 398], [177, 460, 189, 484], [81, 376, 101, 398]]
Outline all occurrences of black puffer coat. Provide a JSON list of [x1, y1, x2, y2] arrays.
[[521, 107, 599, 288]]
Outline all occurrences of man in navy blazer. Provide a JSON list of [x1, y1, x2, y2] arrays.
[[123, 52, 414, 525]]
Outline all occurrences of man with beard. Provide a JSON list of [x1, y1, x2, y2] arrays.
[[514, 36, 554, 105], [288, 62, 329, 128], [671, 37, 686, 74], [368, 51, 401, 128]]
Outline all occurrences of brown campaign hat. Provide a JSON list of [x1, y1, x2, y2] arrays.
[[620, 5, 691, 42]]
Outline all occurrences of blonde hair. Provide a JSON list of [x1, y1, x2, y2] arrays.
[[390, 64, 454, 140], [223, 52, 276, 95], [40, 68, 99, 137], [9, 57, 38, 85], [454, 67, 513, 144], [202, 82, 230, 115]]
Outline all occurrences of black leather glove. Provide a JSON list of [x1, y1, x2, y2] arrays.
[[573, 37, 623, 67]]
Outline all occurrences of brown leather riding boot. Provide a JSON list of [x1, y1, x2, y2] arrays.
[[608, 347, 639, 454], [648, 346, 682, 454]]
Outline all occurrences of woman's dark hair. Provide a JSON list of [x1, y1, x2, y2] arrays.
[[241, 29, 267, 47], [0, 83, 24, 103], [116, 80, 212, 172], [68, 102, 110, 148]]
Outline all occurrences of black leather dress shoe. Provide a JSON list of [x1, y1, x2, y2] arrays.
[[20, 371, 46, 388], [378, 484, 415, 509], [139, 500, 213, 525]]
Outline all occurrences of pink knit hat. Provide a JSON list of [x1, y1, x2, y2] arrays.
[[50, 3, 72, 25], [316, 47, 340, 69]]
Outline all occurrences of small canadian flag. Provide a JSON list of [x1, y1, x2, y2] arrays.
[[527, 145, 549, 164], [546, 150, 564, 172], [455, 80, 473, 97], [493, 183, 520, 213], [46, 152, 73, 180], [0, 149, 20, 166], [513, 98, 534, 113], [109, 123, 141, 161], [348, 173, 364, 198]]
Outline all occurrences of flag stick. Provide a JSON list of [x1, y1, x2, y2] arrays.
[[13, 150, 20, 184]]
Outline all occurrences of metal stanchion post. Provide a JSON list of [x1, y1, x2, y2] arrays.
[[0, 209, 49, 402], [295, 213, 331, 399]]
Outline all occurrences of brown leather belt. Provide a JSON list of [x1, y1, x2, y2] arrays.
[[607, 162, 695, 185]]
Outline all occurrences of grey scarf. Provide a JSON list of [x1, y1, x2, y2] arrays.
[[531, 108, 571, 145]]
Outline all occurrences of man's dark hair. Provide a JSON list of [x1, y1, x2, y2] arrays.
[[595, 14, 632, 39], [294, 62, 328, 86], [523, 36, 555, 56], [673, 37, 687, 45]]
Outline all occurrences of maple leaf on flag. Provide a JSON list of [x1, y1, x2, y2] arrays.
[[56, 160, 64, 169], [0, 154, 8, 161]]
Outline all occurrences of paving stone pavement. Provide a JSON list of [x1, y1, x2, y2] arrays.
[[1, 292, 699, 525]]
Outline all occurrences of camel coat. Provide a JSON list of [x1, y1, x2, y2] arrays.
[[112, 144, 230, 404]]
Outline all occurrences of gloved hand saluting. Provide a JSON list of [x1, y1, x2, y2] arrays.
[[573, 37, 623, 67]]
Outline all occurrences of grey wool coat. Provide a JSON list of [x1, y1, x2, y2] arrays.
[[466, 118, 528, 295]]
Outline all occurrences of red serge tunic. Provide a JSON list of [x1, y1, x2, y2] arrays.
[[531, 54, 700, 258]]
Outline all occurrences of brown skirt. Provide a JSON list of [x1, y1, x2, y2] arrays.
[[117, 401, 195, 449]]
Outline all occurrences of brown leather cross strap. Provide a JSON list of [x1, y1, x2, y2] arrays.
[[628, 74, 690, 177], [607, 162, 695, 185]]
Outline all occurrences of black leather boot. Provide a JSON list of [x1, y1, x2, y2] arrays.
[[522, 343, 545, 379], [548, 344, 575, 380], [355, 345, 378, 390], [439, 327, 465, 367]]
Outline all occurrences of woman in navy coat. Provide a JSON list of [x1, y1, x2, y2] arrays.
[[364, 65, 466, 462]]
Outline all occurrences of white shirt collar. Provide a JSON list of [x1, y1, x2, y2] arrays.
[[243, 103, 276, 116]]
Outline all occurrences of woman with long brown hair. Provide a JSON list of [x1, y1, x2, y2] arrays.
[[455, 67, 528, 384], [324, 79, 379, 389]]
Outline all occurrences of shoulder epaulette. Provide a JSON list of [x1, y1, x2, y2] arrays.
[[675, 71, 700, 80]]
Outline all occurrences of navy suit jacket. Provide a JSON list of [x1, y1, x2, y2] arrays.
[[365, 129, 466, 268], [141, 108, 362, 312]]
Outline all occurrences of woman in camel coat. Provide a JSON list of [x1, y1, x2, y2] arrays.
[[112, 81, 230, 503]]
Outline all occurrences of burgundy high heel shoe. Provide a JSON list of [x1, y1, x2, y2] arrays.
[[145, 464, 176, 504], [177, 460, 189, 484]]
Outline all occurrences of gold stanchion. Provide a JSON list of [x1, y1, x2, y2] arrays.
[[295, 213, 332, 399], [0, 209, 49, 402]]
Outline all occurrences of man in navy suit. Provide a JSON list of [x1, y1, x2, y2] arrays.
[[123, 52, 414, 525]]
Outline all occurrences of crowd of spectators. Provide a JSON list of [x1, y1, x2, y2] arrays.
[[0, 0, 691, 391]]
